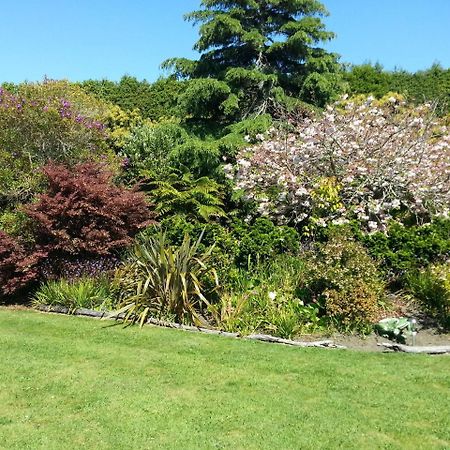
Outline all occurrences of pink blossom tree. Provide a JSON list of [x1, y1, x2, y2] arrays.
[[229, 96, 450, 232]]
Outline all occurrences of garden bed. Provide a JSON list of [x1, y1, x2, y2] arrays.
[[29, 304, 450, 353]]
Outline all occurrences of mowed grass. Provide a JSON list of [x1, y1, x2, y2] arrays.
[[0, 310, 449, 450]]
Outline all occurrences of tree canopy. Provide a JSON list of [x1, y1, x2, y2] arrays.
[[163, 0, 344, 117]]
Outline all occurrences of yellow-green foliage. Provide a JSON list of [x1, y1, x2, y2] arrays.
[[407, 262, 450, 328], [102, 105, 146, 150], [303, 232, 384, 329]]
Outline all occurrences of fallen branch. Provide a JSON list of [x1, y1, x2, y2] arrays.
[[246, 334, 346, 348], [378, 343, 450, 354]]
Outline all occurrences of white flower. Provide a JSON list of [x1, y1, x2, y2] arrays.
[[295, 187, 308, 196], [268, 291, 277, 301]]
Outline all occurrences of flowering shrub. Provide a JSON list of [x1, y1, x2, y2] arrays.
[[0, 81, 118, 209], [230, 96, 450, 232], [0, 83, 107, 163], [24, 162, 156, 265]]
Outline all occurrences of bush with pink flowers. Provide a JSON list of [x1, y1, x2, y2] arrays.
[[230, 96, 450, 234]]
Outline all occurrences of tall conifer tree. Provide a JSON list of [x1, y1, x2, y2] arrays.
[[163, 0, 343, 116]]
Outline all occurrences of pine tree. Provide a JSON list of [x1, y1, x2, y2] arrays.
[[163, 0, 343, 116]]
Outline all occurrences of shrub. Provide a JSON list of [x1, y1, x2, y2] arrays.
[[112, 231, 219, 326], [231, 218, 300, 267], [32, 276, 114, 312], [0, 231, 41, 297], [211, 255, 324, 337], [363, 219, 450, 275], [0, 81, 115, 208], [24, 162, 156, 262], [149, 215, 237, 280], [231, 97, 450, 232], [178, 78, 232, 120], [406, 263, 450, 328], [300, 232, 384, 331], [122, 122, 188, 182]]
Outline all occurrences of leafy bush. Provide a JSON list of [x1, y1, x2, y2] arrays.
[[178, 78, 232, 120], [300, 233, 384, 331], [231, 218, 300, 267], [24, 162, 156, 262], [149, 216, 237, 280], [80, 76, 186, 121], [211, 255, 324, 337], [152, 216, 300, 275], [112, 231, 219, 326], [344, 63, 450, 115], [363, 219, 450, 275], [148, 171, 226, 222], [122, 122, 188, 182], [0, 81, 114, 208], [32, 276, 114, 312], [0, 231, 42, 298], [406, 264, 450, 328]]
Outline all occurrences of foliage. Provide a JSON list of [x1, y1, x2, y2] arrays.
[[80, 76, 186, 121], [374, 317, 416, 344], [150, 215, 236, 280], [39, 255, 120, 282], [121, 121, 189, 182], [231, 218, 300, 267], [0, 209, 30, 238], [152, 216, 300, 275], [344, 63, 450, 115], [406, 263, 450, 328], [102, 104, 144, 151], [112, 231, 219, 326], [0, 231, 42, 297], [0, 81, 114, 208], [163, 0, 344, 118], [178, 78, 232, 119], [231, 96, 450, 232], [32, 276, 114, 312], [300, 233, 384, 331], [24, 162, 156, 261], [211, 254, 324, 337], [363, 218, 450, 275], [147, 170, 226, 222]]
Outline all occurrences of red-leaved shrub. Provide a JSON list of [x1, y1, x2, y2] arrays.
[[0, 231, 42, 297], [24, 162, 156, 259]]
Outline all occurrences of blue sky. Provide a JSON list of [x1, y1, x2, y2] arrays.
[[1, 0, 449, 83]]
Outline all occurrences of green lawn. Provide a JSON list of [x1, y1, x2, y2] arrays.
[[0, 309, 449, 449]]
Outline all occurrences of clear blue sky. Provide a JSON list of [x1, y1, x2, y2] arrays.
[[1, 0, 449, 83]]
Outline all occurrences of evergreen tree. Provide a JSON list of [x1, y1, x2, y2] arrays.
[[163, 0, 343, 116]]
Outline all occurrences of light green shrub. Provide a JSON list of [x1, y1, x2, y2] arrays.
[[300, 232, 385, 332], [32, 276, 114, 312], [406, 263, 450, 328]]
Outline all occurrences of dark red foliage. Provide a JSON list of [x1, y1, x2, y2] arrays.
[[0, 231, 43, 296], [24, 162, 156, 258]]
